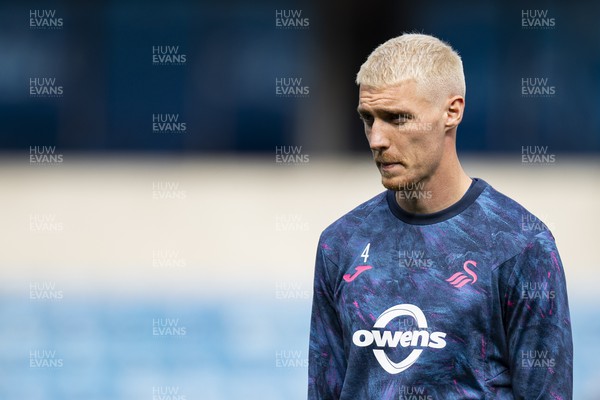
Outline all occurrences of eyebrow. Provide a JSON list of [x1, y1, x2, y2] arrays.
[[356, 106, 415, 117]]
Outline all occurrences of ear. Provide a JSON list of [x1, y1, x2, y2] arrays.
[[444, 95, 465, 130]]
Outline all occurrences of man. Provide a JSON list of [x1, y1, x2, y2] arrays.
[[308, 34, 573, 399]]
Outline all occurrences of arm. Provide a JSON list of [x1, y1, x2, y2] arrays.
[[308, 241, 346, 400], [502, 230, 573, 399]]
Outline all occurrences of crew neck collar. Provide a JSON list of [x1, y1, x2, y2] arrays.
[[386, 178, 487, 225]]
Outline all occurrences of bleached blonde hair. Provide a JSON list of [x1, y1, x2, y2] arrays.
[[356, 33, 466, 102]]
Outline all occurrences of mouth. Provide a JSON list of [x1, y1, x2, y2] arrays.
[[376, 159, 404, 172]]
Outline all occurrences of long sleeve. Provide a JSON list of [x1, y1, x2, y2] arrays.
[[307, 241, 347, 400], [502, 230, 573, 399]]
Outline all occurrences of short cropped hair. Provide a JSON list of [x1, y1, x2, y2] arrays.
[[356, 33, 466, 102]]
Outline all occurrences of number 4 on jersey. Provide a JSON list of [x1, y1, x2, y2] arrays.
[[343, 243, 373, 283], [361, 243, 371, 263]]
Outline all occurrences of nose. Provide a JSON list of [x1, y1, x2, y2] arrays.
[[367, 119, 390, 151]]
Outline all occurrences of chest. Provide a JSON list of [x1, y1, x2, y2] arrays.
[[334, 232, 495, 336]]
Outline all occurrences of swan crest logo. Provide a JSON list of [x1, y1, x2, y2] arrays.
[[352, 304, 447, 374], [446, 260, 478, 288]]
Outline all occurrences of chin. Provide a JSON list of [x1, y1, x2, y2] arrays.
[[381, 178, 398, 191], [381, 174, 421, 191]]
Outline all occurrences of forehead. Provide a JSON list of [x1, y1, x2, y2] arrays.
[[357, 81, 431, 113]]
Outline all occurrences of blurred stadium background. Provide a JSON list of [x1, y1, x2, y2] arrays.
[[0, 1, 599, 399]]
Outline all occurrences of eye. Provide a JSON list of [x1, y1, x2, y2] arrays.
[[392, 113, 413, 125], [359, 114, 374, 126]]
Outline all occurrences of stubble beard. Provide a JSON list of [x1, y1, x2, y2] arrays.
[[380, 173, 422, 192]]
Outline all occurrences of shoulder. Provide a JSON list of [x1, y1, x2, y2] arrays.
[[475, 181, 556, 261], [318, 191, 387, 256]]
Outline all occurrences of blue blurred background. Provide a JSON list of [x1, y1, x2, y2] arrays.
[[2, 0, 600, 154], [1, 1, 599, 399]]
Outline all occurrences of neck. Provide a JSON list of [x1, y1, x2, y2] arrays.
[[395, 151, 472, 215]]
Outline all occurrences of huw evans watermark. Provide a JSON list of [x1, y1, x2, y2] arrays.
[[30, 349, 63, 368], [275, 214, 309, 232], [152, 181, 187, 200], [29, 9, 63, 29], [152, 249, 187, 268], [520, 213, 556, 233], [275, 350, 308, 367], [275, 10, 309, 29], [275, 281, 310, 300], [521, 281, 555, 300], [521, 146, 555, 165], [29, 282, 63, 300], [152, 46, 186, 66], [396, 181, 432, 200], [29, 146, 63, 164], [399, 385, 432, 400], [520, 349, 555, 368], [521, 9, 555, 29], [398, 250, 433, 269], [521, 78, 556, 98], [152, 318, 187, 336], [275, 145, 310, 165], [152, 114, 187, 133], [29, 213, 64, 233], [275, 77, 309, 97], [29, 77, 63, 97], [152, 386, 187, 400]]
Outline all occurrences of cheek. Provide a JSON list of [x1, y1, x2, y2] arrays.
[[406, 127, 444, 165]]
